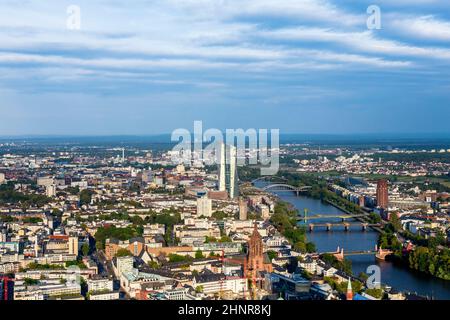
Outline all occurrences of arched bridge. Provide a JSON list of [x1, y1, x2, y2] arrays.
[[251, 176, 288, 184], [261, 184, 311, 196], [251, 176, 311, 196]]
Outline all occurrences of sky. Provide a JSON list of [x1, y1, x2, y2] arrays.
[[0, 0, 450, 136]]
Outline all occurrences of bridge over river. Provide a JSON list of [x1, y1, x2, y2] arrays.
[[316, 246, 393, 261]]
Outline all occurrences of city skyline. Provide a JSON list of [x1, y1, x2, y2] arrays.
[[1, 1, 450, 135]]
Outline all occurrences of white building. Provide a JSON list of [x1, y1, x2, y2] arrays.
[[87, 277, 114, 293], [197, 197, 212, 217]]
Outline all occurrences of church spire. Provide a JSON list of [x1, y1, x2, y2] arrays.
[[346, 277, 353, 300]]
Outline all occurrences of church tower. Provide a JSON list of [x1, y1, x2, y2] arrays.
[[346, 277, 353, 300], [247, 223, 264, 278]]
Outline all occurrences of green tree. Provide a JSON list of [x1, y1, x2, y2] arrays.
[[266, 250, 278, 261], [305, 242, 316, 253], [81, 243, 90, 256], [389, 212, 402, 231], [365, 288, 384, 299], [148, 261, 160, 269], [79, 189, 95, 206], [116, 248, 133, 257], [195, 250, 205, 259]]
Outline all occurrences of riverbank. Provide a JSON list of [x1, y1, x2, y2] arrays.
[[272, 191, 450, 299]]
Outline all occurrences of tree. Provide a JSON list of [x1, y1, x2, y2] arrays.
[[81, 243, 90, 256], [365, 288, 384, 299], [389, 212, 402, 231], [305, 242, 316, 253], [195, 285, 204, 293], [195, 250, 205, 259], [79, 189, 95, 206], [219, 235, 232, 243], [266, 250, 278, 261], [24, 278, 39, 287], [116, 248, 133, 257], [148, 261, 160, 269]]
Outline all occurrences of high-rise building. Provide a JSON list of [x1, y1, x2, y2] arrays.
[[239, 197, 248, 220], [229, 145, 238, 199], [218, 142, 226, 192], [217, 142, 239, 199], [376, 179, 389, 209], [68, 236, 79, 256], [0, 173, 5, 185], [0, 276, 14, 300], [197, 196, 212, 217]]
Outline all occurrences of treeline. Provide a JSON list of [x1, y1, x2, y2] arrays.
[[321, 253, 353, 275], [93, 210, 182, 249], [94, 225, 142, 250], [377, 152, 450, 164], [270, 201, 316, 253], [407, 247, 450, 280], [381, 216, 450, 281], [0, 183, 50, 207]]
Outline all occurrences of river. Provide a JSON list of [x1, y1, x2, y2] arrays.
[[274, 191, 450, 300]]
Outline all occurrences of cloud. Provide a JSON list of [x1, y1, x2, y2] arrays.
[[260, 27, 450, 60], [390, 15, 450, 41]]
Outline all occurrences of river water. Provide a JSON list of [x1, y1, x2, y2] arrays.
[[274, 191, 450, 300]]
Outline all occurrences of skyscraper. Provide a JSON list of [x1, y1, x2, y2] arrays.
[[239, 197, 248, 220], [376, 179, 389, 209], [229, 145, 238, 199], [217, 142, 239, 199], [0, 276, 14, 300], [68, 236, 79, 256], [219, 142, 226, 192]]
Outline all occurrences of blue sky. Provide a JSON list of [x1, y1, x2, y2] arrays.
[[0, 0, 450, 135]]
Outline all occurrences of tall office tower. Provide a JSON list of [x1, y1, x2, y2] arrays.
[[229, 145, 239, 199], [218, 142, 226, 191], [68, 236, 79, 256], [34, 237, 39, 257], [0, 173, 5, 184], [0, 276, 14, 300], [376, 179, 389, 209], [217, 142, 239, 199], [239, 197, 248, 220], [197, 196, 212, 217]]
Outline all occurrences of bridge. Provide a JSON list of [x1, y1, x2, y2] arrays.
[[260, 184, 311, 196], [250, 176, 311, 196], [297, 214, 368, 222], [307, 222, 381, 232], [251, 176, 288, 184], [320, 246, 393, 261]]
